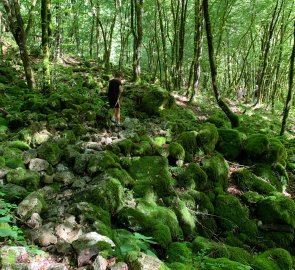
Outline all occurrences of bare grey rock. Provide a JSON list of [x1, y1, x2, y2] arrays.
[[29, 158, 49, 172], [92, 255, 108, 270], [55, 221, 83, 243], [128, 252, 164, 270], [27, 213, 43, 229]]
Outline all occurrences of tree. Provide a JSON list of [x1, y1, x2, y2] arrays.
[[280, 20, 295, 136], [1, 0, 36, 89], [203, 0, 239, 128]]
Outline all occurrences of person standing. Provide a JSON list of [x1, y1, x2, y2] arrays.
[[108, 71, 124, 126]]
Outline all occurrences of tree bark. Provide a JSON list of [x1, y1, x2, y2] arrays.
[[280, 20, 295, 136], [203, 0, 239, 128]]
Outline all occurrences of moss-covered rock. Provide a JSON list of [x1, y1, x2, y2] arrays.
[[244, 134, 269, 162], [141, 86, 174, 116], [87, 151, 121, 176], [258, 231, 294, 250], [201, 257, 251, 270], [73, 153, 91, 175], [192, 236, 252, 265], [78, 178, 124, 214], [267, 138, 287, 164], [201, 154, 229, 190], [171, 198, 196, 240], [16, 191, 46, 220], [168, 262, 194, 270], [8, 141, 30, 151], [167, 142, 185, 166], [0, 184, 28, 203], [216, 128, 243, 160], [256, 194, 295, 228], [196, 123, 219, 154], [215, 195, 258, 236], [177, 131, 198, 156], [37, 141, 62, 165], [118, 139, 133, 156], [252, 248, 293, 270], [206, 112, 231, 128], [231, 169, 276, 194], [128, 156, 175, 198], [104, 168, 134, 186], [166, 242, 193, 264], [131, 141, 153, 156], [6, 168, 40, 191], [5, 157, 25, 169], [177, 163, 208, 191], [151, 224, 172, 249]]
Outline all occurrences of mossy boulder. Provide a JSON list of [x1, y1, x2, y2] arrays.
[[267, 138, 287, 164], [167, 142, 185, 166], [166, 242, 193, 264], [206, 112, 231, 128], [201, 258, 251, 270], [5, 157, 25, 169], [256, 194, 295, 228], [87, 151, 121, 176], [177, 163, 208, 191], [192, 236, 252, 265], [0, 184, 28, 203], [131, 141, 153, 156], [78, 178, 124, 214], [104, 168, 134, 186], [244, 134, 269, 162], [16, 191, 46, 220], [37, 141, 62, 165], [231, 169, 276, 194], [196, 123, 218, 154], [128, 156, 175, 198], [252, 248, 293, 270], [216, 128, 243, 160], [118, 139, 133, 156], [171, 198, 196, 240], [177, 131, 198, 156], [8, 141, 30, 151], [6, 168, 40, 191], [201, 153, 229, 190], [151, 224, 172, 249], [215, 195, 258, 236], [141, 86, 174, 116], [73, 153, 91, 175]]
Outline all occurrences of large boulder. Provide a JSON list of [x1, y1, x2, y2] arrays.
[[196, 123, 219, 154], [6, 168, 40, 191], [37, 141, 62, 165]]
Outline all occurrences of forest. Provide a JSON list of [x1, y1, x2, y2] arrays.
[[0, 0, 294, 269]]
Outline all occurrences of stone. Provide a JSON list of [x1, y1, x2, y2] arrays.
[[35, 228, 58, 246], [53, 170, 75, 185], [22, 149, 38, 164], [32, 129, 52, 145], [78, 248, 98, 267], [27, 213, 43, 229], [92, 255, 108, 270], [72, 232, 115, 253], [128, 252, 163, 270], [110, 262, 129, 270], [55, 221, 83, 243], [17, 192, 45, 220], [43, 174, 54, 184], [29, 158, 50, 172]]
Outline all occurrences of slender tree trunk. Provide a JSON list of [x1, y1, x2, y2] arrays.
[[156, 0, 170, 90], [131, 0, 143, 82], [25, 0, 38, 37], [90, 13, 95, 58], [280, 20, 295, 136], [54, 2, 62, 60], [41, 0, 51, 93], [203, 0, 239, 128], [2, 0, 35, 89], [0, 11, 3, 62]]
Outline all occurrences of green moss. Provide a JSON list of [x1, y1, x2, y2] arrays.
[[252, 248, 293, 270], [253, 164, 282, 192], [201, 153, 229, 190], [244, 134, 269, 162], [258, 231, 294, 250], [171, 198, 196, 240], [151, 224, 172, 249], [196, 123, 219, 154], [215, 195, 257, 236], [177, 131, 198, 155], [168, 262, 194, 270], [131, 141, 153, 156], [8, 140, 30, 151], [87, 151, 121, 176], [79, 178, 124, 214], [273, 163, 289, 191], [241, 191, 264, 204], [128, 156, 175, 197], [154, 137, 166, 146], [37, 141, 62, 165], [6, 168, 40, 191], [201, 257, 251, 270], [166, 242, 192, 264], [93, 220, 113, 239], [188, 190, 214, 213], [178, 163, 208, 191], [267, 138, 287, 164], [256, 194, 295, 228], [141, 86, 174, 115], [216, 128, 243, 160], [0, 184, 28, 203], [168, 142, 185, 166], [118, 139, 133, 156], [206, 112, 231, 128], [5, 157, 25, 169], [104, 168, 134, 187], [231, 169, 276, 195]]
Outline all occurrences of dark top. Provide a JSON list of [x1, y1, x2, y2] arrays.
[[108, 79, 122, 108]]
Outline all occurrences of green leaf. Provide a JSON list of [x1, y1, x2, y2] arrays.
[[0, 216, 11, 223]]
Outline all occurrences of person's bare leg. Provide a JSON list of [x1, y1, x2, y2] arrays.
[[115, 108, 120, 125]]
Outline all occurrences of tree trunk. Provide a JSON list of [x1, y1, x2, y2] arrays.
[[280, 20, 295, 136], [41, 0, 51, 93], [203, 0, 239, 128], [2, 0, 35, 89], [54, 2, 62, 60]]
